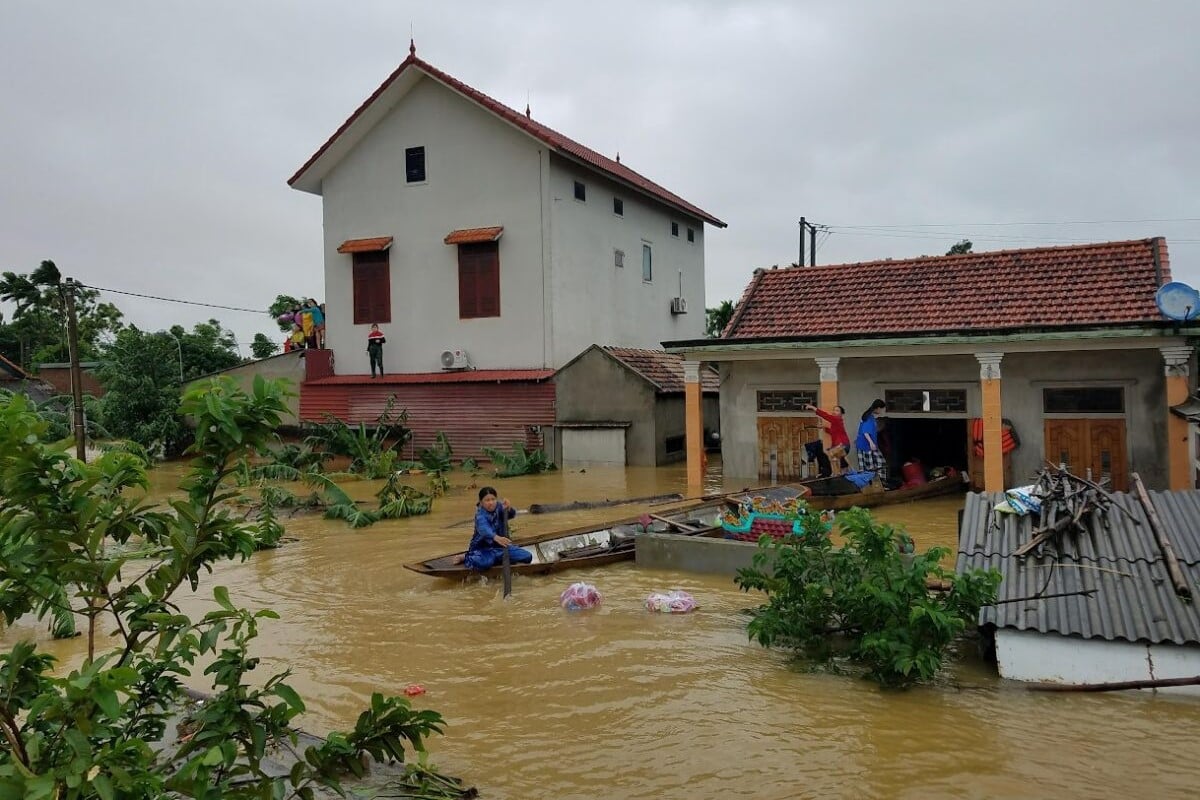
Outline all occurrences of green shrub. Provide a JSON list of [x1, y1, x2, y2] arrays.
[[481, 442, 556, 477], [735, 506, 1000, 687]]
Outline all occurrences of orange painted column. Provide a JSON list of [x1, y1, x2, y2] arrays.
[[683, 360, 704, 490], [976, 353, 1005, 492], [1161, 346, 1193, 490], [816, 357, 841, 472]]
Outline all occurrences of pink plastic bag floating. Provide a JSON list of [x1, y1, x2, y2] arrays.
[[403, 684, 426, 697], [645, 590, 696, 614], [559, 582, 602, 611]]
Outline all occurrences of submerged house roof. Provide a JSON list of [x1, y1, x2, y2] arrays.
[[718, 238, 1172, 341], [957, 491, 1200, 647], [289, 44, 724, 228], [573, 346, 719, 394]]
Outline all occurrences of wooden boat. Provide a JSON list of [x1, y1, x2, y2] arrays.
[[739, 473, 965, 512], [403, 499, 731, 580]]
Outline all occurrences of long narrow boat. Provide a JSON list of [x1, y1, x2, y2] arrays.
[[403, 498, 731, 580], [729, 473, 964, 512]]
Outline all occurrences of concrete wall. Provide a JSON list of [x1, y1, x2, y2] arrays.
[[561, 428, 626, 465], [719, 347, 1167, 487], [188, 352, 306, 426], [321, 76, 547, 375], [554, 347, 657, 465], [547, 154, 705, 365], [635, 532, 761, 576], [37, 364, 104, 398], [653, 394, 721, 464], [995, 629, 1200, 694]]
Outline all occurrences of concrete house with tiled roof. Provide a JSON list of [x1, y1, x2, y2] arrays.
[[665, 238, 1197, 492], [553, 345, 720, 466], [289, 43, 724, 458]]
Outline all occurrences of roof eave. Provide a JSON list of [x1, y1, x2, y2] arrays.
[[665, 321, 1197, 353]]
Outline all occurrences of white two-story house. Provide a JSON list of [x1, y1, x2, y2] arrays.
[[289, 43, 724, 458]]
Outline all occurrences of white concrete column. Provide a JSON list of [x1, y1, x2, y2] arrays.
[[815, 357, 840, 383]]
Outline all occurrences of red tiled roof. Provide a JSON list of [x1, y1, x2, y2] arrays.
[[444, 226, 504, 245], [602, 347, 720, 393], [305, 368, 554, 386], [722, 238, 1172, 339], [337, 236, 393, 254], [289, 51, 725, 228]]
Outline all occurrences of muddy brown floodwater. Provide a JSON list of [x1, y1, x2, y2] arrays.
[[6, 461, 1198, 799]]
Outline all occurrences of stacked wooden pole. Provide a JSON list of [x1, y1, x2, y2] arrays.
[[1013, 466, 1129, 558]]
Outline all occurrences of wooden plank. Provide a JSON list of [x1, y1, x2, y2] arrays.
[[1131, 472, 1193, 598]]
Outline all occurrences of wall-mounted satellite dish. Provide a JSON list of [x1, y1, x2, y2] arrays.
[[1155, 281, 1200, 321]]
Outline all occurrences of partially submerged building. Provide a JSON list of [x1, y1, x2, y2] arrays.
[[289, 44, 724, 459], [666, 239, 1196, 491], [958, 490, 1200, 692], [553, 345, 719, 466]]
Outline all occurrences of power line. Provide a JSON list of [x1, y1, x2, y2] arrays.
[[79, 283, 267, 314], [829, 216, 1200, 229]]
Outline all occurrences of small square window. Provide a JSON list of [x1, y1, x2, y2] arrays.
[[614, 249, 624, 268], [574, 181, 586, 201], [405, 146, 426, 183], [642, 243, 652, 282], [671, 221, 679, 237], [687, 227, 695, 243], [613, 197, 623, 216]]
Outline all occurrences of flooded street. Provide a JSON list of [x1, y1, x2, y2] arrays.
[[6, 462, 1198, 799]]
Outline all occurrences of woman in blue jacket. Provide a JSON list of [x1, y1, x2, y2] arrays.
[[464, 486, 534, 571], [856, 399, 888, 481]]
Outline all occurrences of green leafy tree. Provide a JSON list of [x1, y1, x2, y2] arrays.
[[97, 327, 193, 457], [946, 239, 973, 255], [0, 260, 124, 369], [170, 318, 241, 378], [250, 332, 278, 359], [736, 506, 1000, 687], [705, 299, 736, 337], [0, 378, 464, 798]]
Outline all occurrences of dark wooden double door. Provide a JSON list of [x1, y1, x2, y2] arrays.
[[1044, 418, 1127, 491]]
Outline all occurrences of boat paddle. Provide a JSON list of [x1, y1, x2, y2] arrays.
[[499, 501, 513, 599]]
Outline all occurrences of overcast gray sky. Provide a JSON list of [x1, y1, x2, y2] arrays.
[[4, 1, 1199, 353]]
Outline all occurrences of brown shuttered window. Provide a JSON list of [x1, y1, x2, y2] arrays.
[[458, 242, 500, 319], [352, 250, 391, 324]]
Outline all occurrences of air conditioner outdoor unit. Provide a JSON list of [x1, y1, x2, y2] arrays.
[[440, 348, 469, 370], [670, 296, 688, 314]]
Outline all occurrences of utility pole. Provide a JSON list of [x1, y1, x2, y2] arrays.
[[798, 217, 819, 266], [62, 277, 87, 461], [799, 217, 806, 267]]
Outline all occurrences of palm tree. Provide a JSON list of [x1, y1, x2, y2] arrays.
[[705, 299, 737, 337]]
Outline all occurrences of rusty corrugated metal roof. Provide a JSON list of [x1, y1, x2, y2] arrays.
[[956, 490, 1200, 646], [305, 369, 554, 386]]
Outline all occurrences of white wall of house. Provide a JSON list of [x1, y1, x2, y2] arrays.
[[547, 155, 706, 366], [320, 76, 547, 375], [317, 74, 711, 376], [995, 629, 1200, 695]]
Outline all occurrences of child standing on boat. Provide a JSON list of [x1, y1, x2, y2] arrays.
[[464, 486, 533, 571]]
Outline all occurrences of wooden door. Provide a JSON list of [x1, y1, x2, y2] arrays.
[[1044, 419, 1127, 491], [1088, 420, 1127, 491], [758, 417, 824, 480]]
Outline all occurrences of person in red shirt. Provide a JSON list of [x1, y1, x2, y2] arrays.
[[805, 403, 851, 474], [366, 323, 386, 377]]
